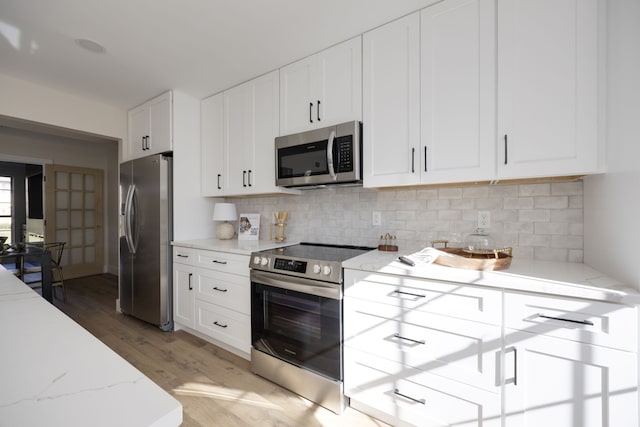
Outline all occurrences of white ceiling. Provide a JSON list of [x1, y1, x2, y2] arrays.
[[1, 0, 437, 111]]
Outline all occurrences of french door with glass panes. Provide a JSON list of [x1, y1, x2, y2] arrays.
[[44, 165, 103, 279]]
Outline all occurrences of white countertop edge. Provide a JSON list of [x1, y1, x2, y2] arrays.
[[172, 238, 298, 255], [343, 250, 640, 305]]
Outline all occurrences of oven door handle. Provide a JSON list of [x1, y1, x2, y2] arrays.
[[250, 270, 342, 300]]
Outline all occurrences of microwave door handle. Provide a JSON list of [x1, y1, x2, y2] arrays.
[[327, 130, 337, 180]]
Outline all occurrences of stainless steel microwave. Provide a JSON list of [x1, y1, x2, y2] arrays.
[[275, 121, 362, 188]]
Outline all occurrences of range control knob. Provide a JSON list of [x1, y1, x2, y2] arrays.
[[253, 256, 261, 265], [312, 264, 322, 274], [260, 257, 269, 266], [322, 265, 332, 276]]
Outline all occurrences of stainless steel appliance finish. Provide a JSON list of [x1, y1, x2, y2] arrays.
[[119, 153, 173, 331], [275, 120, 362, 188], [249, 242, 374, 414]]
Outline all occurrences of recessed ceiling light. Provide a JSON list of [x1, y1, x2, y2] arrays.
[[74, 38, 106, 54]]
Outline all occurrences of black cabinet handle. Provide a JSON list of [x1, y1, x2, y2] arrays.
[[177, 254, 189, 258], [188, 273, 193, 290], [536, 313, 594, 326], [317, 100, 321, 121], [393, 388, 425, 405], [393, 289, 426, 298], [217, 174, 221, 190], [393, 333, 425, 345], [248, 170, 252, 187], [424, 146, 427, 172], [504, 134, 508, 165], [309, 102, 313, 123], [411, 148, 415, 173], [213, 321, 228, 328], [212, 260, 228, 265], [213, 287, 228, 292], [243, 170, 247, 187]]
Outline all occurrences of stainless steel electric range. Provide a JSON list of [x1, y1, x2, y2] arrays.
[[249, 242, 375, 414]]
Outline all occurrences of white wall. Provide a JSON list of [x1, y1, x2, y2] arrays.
[[0, 127, 120, 274], [0, 74, 126, 141], [584, 0, 640, 289]]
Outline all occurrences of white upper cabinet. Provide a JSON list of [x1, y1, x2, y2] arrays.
[[280, 36, 362, 135], [362, 13, 421, 188], [200, 93, 225, 197], [420, 0, 496, 184], [201, 71, 299, 197], [226, 70, 281, 195], [497, 0, 603, 179], [126, 91, 172, 161]]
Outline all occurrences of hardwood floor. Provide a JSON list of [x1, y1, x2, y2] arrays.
[[51, 274, 389, 427]]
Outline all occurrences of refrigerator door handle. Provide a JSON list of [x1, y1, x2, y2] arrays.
[[130, 184, 140, 254], [124, 184, 136, 254]]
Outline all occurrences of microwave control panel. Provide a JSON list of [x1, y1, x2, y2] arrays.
[[336, 136, 353, 173]]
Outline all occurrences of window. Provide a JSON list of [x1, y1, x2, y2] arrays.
[[0, 176, 12, 244]]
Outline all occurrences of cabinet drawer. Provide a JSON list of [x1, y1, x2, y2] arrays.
[[195, 299, 250, 354], [173, 247, 194, 265], [195, 250, 249, 276], [344, 271, 501, 325], [194, 267, 249, 315], [345, 298, 500, 391], [345, 349, 501, 427], [504, 291, 638, 352]]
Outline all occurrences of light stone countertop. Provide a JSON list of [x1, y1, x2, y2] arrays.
[[0, 268, 182, 427], [343, 248, 640, 305], [171, 238, 297, 255]]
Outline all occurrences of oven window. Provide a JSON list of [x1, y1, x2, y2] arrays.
[[267, 292, 322, 342], [277, 141, 328, 178], [251, 282, 342, 380]]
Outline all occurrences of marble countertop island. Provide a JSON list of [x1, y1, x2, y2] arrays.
[[343, 247, 640, 305], [0, 268, 182, 426]]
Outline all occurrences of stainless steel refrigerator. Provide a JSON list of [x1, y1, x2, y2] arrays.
[[119, 153, 173, 331]]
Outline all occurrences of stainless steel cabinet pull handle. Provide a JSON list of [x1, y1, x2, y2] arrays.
[[393, 290, 426, 298], [213, 287, 228, 292], [412, 147, 416, 173], [248, 169, 252, 187], [504, 134, 508, 165], [536, 313, 594, 326], [243, 170, 247, 187], [309, 102, 313, 123], [393, 333, 425, 345], [393, 388, 425, 405], [146, 136, 150, 150], [212, 260, 228, 264], [217, 174, 221, 190], [141, 136, 145, 151], [188, 273, 193, 290], [213, 321, 228, 328], [317, 100, 321, 121]]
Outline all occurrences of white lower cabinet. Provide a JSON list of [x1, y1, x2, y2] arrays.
[[172, 247, 251, 359], [503, 291, 638, 427], [344, 270, 639, 426], [344, 269, 502, 426], [173, 247, 195, 328], [503, 331, 637, 427]]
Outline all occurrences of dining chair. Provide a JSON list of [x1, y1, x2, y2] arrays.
[[23, 242, 67, 303]]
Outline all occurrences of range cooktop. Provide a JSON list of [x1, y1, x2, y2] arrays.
[[250, 242, 375, 284]]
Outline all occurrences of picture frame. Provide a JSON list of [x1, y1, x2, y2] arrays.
[[238, 213, 260, 240]]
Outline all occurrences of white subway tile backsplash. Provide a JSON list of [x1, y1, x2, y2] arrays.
[[232, 180, 584, 262]]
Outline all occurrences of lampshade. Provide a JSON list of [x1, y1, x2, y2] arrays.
[[212, 203, 237, 221]]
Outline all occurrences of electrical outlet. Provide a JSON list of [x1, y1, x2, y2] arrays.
[[372, 211, 382, 226], [478, 211, 491, 228]]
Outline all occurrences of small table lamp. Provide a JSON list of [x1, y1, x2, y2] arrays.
[[213, 203, 237, 240]]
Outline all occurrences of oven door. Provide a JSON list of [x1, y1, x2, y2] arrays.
[[250, 270, 342, 381]]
